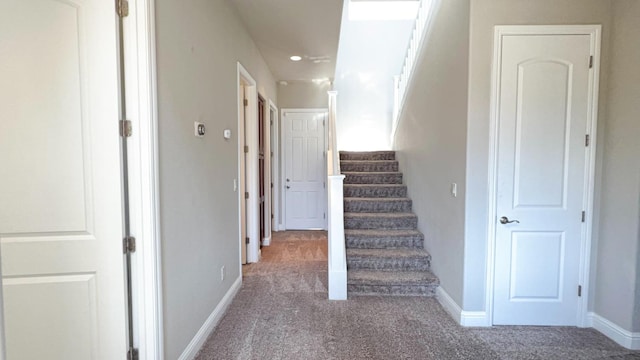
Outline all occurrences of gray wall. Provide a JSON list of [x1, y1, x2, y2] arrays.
[[595, 0, 640, 332], [393, 0, 470, 306], [155, 0, 277, 358], [277, 81, 330, 109], [464, 0, 613, 311]]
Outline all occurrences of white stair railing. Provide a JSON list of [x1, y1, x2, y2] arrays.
[[391, 0, 439, 141], [327, 90, 347, 300]]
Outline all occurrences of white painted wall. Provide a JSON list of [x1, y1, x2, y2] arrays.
[[154, 0, 277, 358], [464, 0, 613, 312], [393, 0, 470, 308], [277, 81, 330, 109], [595, 0, 640, 333], [334, 1, 415, 151]]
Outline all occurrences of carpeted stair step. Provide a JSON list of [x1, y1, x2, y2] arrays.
[[347, 269, 439, 296], [344, 212, 418, 230], [340, 160, 399, 173], [340, 151, 395, 161], [346, 248, 431, 271], [343, 184, 407, 198], [344, 197, 412, 213], [343, 172, 402, 184], [345, 229, 424, 249]]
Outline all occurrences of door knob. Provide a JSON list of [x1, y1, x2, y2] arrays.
[[286, 185, 290, 189], [500, 216, 520, 224], [286, 178, 290, 182]]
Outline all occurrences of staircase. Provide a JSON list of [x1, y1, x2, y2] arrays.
[[340, 151, 439, 296]]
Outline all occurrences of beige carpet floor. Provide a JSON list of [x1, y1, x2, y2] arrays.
[[195, 231, 640, 360]]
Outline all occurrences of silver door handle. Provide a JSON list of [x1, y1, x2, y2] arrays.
[[500, 216, 520, 224]]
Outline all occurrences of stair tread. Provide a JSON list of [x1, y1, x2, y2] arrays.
[[344, 212, 417, 218], [345, 229, 422, 236], [348, 269, 439, 285], [344, 197, 411, 202], [347, 248, 430, 258], [344, 184, 405, 187], [340, 160, 398, 163], [342, 171, 400, 175]]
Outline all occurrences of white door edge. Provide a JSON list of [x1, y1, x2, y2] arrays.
[[237, 63, 260, 264], [269, 100, 279, 234], [122, 1, 164, 358], [281, 108, 329, 230], [485, 24, 602, 327]]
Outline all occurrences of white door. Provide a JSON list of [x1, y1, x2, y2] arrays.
[[493, 33, 594, 325], [284, 111, 327, 230], [0, 1, 127, 358]]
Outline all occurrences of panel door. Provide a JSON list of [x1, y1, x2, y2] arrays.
[[0, 0, 127, 358], [284, 111, 327, 230], [493, 34, 592, 325]]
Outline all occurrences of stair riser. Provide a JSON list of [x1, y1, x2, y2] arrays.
[[347, 284, 437, 297], [340, 162, 399, 172], [344, 199, 412, 213], [340, 151, 396, 161], [343, 186, 407, 198], [344, 216, 417, 230], [344, 173, 402, 184], [345, 236, 424, 249], [347, 257, 431, 271]]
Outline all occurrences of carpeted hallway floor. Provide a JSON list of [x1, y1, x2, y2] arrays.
[[195, 231, 640, 360]]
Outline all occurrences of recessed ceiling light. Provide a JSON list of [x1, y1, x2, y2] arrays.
[[290, 55, 302, 61]]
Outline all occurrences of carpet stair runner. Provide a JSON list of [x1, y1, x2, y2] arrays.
[[341, 151, 439, 296]]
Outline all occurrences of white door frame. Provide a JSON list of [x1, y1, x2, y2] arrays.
[[122, 0, 164, 358], [269, 100, 281, 233], [237, 63, 261, 263], [281, 108, 329, 231], [485, 25, 602, 328]]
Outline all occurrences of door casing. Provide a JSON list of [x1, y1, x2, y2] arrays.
[[486, 25, 602, 328]]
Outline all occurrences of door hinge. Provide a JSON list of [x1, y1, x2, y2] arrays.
[[578, 285, 582, 297], [245, 192, 249, 199], [589, 55, 594, 69], [123, 236, 136, 254], [581, 211, 586, 222], [116, 0, 129, 17], [271, 214, 274, 219], [323, 213, 326, 219], [323, 182, 325, 189], [243, 99, 248, 107], [323, 119, 325, 126], [120, 120, 132, 138], [585, 134, 590, 147], [271, 182, 273, 189], [127, 347, 139, 360], [245, 237, 250, 244], [270, 120, 273, 126], [244, 145, 249, 153]]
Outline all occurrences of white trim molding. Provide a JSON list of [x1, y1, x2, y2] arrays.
[[177, 277, 242, 360], [436, 287, 490, 327], [124, 0, 164, 358], [485, 25, 602, 328], [237, 62, 260, 264], [587, 313, 640, 350]]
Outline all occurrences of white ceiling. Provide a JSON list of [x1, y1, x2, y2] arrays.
[[231, 0, 344, 82]]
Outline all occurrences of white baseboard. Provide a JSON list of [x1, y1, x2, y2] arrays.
[[262, 236, 271, 246], [178, 277, 242, 360], [587, 312, 640, 350], [435, 287, 490, 327]]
